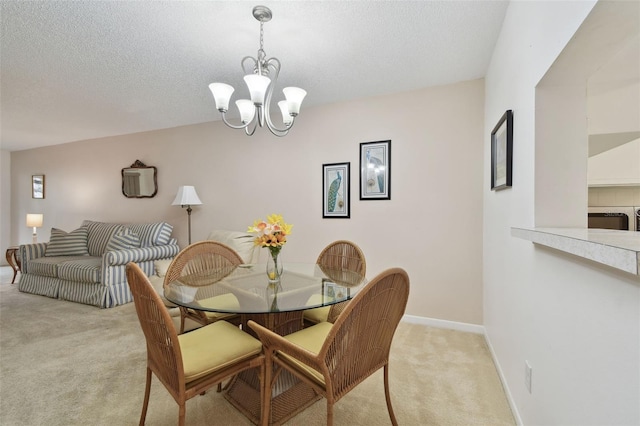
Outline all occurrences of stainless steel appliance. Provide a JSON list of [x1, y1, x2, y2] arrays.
[[588, 206, 640, 231]]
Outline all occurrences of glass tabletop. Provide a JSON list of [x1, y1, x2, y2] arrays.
[[164, 263, 367, 314]]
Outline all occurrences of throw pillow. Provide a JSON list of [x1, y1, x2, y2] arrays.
[[82, 220, 125, 256], [105, 228, 141, 252], [154, 258, 173, 277], [128, 222, 174, 247], [45, 227, 90, 257]]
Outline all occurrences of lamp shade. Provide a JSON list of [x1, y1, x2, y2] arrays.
[[209, 83, 234, 112], [26, 213, 43, 228], [244, 74, 271, 106], [172, 186, 202, 206], [278, 101, 293, 125], [236, 99, 256, 124], [283, 87, 307, 116]]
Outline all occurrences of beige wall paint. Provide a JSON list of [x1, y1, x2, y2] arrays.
[[9, 79, 485, 324], [1, 150, 11, 265]]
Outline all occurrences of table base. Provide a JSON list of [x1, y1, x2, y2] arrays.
[[224, 367, 321, 425], [224, 312, 321, 425]]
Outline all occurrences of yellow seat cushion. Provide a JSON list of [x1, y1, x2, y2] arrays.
[[198, 293, 240, 321], [303, 294, 331, 323], [280, 321, 334, 386], [178, 320, 262, 383]]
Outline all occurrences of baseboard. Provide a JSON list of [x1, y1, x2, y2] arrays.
[[483, 332, 523, 426], [401, 314, 485, 334]]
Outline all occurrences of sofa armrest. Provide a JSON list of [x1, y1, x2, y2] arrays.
[[19, 243, 48, 274], [103, 244, 180, 266]]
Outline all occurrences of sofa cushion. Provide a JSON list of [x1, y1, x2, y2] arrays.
[[129, 222, 173, 247], [106, 228, 141, 251], [27, 256, 90, 278], [57, 257, 102, 283], [207, 230, 258, 264], [82, 221, 125, 256], [45, 227, 90, 257]]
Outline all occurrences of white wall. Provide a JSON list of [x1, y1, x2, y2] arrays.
[[0, 150, 11, 266], [9, 79, 486, 325], [484, 1, 639, 425]]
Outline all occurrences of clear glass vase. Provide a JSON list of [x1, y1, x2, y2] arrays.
[[266, 250, 283, 284]]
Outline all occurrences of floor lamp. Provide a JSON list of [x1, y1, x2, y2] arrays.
[[26, 213, 43, 243], [172, 186, 202, 245]]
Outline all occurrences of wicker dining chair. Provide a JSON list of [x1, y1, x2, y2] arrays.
[[249, 267, 409, 426], [164, 241, 244, 333], [126, 262, 264, 426], [303, 240, 366, 326]]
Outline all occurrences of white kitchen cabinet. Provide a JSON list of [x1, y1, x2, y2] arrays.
[[588, 138, 640, 186]]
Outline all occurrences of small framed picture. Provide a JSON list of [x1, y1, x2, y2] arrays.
[[324, 282, 336, 301], [32, 175, 45, 199], [360, 140, 391, 200], [491, 110, 513, 191], [322, 162, 350, 218]]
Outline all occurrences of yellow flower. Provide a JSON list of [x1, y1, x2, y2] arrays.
[[247, 214, 293, 250]]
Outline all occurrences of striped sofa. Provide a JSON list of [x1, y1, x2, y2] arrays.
[[18, 220, 180, 308]]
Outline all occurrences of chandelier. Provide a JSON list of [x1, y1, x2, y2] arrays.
[[209, 5, 307, 137]]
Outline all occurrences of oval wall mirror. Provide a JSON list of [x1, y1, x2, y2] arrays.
[[122, 160, 158, 198]]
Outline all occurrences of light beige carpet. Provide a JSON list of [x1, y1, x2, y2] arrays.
[[0, 267, 515, 425]]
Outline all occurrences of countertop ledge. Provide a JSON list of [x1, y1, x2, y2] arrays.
[[512, 227, 640, 276]]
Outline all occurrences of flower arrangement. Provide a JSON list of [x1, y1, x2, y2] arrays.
[[248, 214, 292, 287], [247, 213, 293, 258]]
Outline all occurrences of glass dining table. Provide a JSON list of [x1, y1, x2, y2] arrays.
[[164, 262, 367, 425]]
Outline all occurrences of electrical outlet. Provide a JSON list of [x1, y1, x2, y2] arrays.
[[525, 361, 532, 393]]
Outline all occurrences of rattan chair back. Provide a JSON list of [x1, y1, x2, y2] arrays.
[[323, 268, 408, 399], [164, 241, 244, 332], [126, 262, 189, 422], [314, 240, 366, 323], [316, 240, 366, 276], [164, 240, 244, 287]]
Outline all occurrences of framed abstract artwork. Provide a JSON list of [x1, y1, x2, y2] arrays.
[[491, 110, 513, 191], [32, 175, 45, 199], [359, 140, 391, 200], [322, 162, 350, 218]]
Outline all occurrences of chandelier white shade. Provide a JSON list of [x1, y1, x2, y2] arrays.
[[26, 213, 44, 243], [209, 5, 307, 137]]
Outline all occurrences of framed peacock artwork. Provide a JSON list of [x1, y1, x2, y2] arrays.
[[322, 162, 350, 218], [359, 140, 391, 200]]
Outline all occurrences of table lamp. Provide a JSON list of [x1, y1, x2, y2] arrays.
[[26, 213, 44, 243], [172, 186, 202, 245]]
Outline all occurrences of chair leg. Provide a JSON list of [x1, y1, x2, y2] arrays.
[[179, 310, 186, 334], [178, 403, 186, 426], [261, 354, 272, 426], [139, 367, 152, 426], [327, 400, 333, 426], [383, 364, 398, 426]]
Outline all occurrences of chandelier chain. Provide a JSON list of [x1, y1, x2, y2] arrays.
[[260, 21, 264, 52]]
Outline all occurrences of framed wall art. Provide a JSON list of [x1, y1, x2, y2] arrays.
[[360, 140, 391, 200], [322, 162, 350, 218], [32, 175, 45, 199], [491, 110, 513, 191]]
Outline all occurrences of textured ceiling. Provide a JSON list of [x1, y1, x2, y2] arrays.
[[0, 1, 509, 151]]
